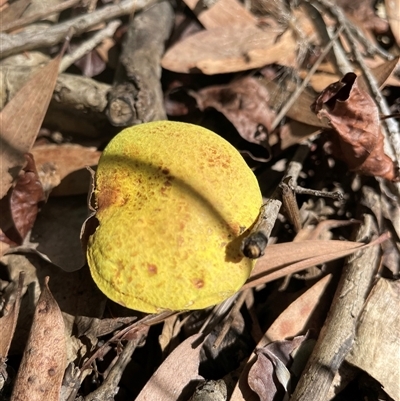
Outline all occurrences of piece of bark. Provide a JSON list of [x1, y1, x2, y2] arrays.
[[106, 1, 174, 126], [188, 379, 227, 401], [290, 211, 381, 401], [346, 278, 400, 401]]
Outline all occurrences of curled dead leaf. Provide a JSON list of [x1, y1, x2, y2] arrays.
[[311, 72, 398, 181], [248, 336, 306, 401]]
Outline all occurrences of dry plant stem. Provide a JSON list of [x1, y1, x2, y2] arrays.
[[212, 289, 251, 349], [290, 212, 381, 401], [0, 0, 156, 59], [281, 183, 302, 232], [0, 0, 81, 32], [280, 143, 309, 231], [270, 26, 343, 131], [83, 334, 147, 401], [292, 186, 344, 200], [199, 294, 238, 335], [242, 144, 310, 258], [241, 199, 282, 259], [80, 311, 178, 374], [284, 143, 310, 184], [107, 0, 174, 126], [59, 20, 121, 72], [306, 0, 392, 60], [327, 26, 353, 74]]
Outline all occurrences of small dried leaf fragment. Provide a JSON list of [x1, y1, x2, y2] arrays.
[[248, 336, 306, 401], [192, 77, 274, 145], [312, 72, 398, 181], [0, 53, 61, 199], [346, 278, 400, 401], [11, 277, 66, 401], [230, 275, 331, 401]]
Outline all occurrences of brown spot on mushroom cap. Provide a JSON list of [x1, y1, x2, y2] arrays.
[[147, 263, 158, 276], [192, 278, 205, 288]]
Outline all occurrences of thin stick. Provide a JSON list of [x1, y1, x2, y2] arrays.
[[83, 331, 147, 401], [212, 289, 251, 349], [290, 212, 381, 401], [0, 0, 156, 59], [1, 0, 82, 32], [59, 20, 121, 73]]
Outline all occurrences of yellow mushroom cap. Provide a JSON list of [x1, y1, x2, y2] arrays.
[[87, 121, 262, 313]]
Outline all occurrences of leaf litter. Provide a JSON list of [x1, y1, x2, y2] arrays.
[[0, 0, 399, 400]]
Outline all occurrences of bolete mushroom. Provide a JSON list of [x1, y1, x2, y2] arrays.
[[87, 121, 262, 313]]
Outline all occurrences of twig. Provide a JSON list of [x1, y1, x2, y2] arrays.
[[290, 212, 381, 401], [241, 199, 282, 259], [59, 20, 121, 73], [212, 289, 251, 349], [305, 0, 393, 61], [0, 0, 157, 59], [326, 26, 352, 74], [83, 329, 148, 401], [0, 0, 82, 32], [281, 182, 302, 232]]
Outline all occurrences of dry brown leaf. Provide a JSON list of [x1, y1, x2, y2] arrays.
[[182, 0, 256, 29], [0, 53, 61, 200], [265, 274, 332, 342], [244, 235, 389, 289], [346, 278, 400, 401], [11, 277, 66, 401], [248, 336, 306, 401], [135, 334, 204, 401], [162, 16, 315, 75], [312, 72, 398, 181], [162, 24, 278, 74], [0, 153, 45, 252], [192, 77, 275, 146], [31, 143, 101, 196], [385, 0, 400, 46], [231, 275, 331, 401]]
